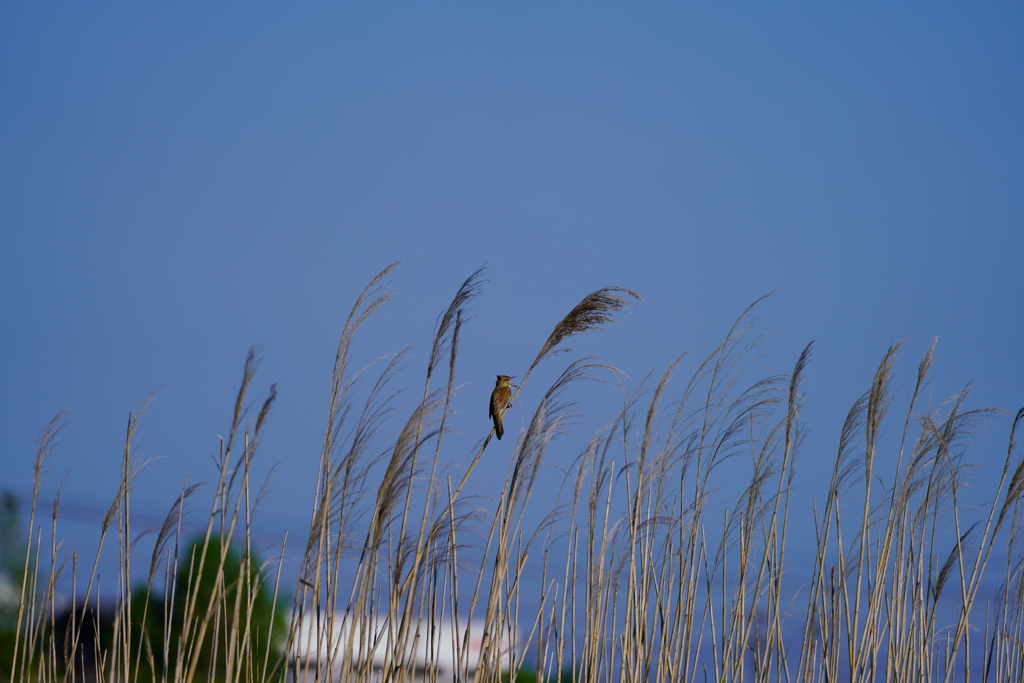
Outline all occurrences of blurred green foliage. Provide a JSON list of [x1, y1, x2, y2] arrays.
[[130, 535, 286, 682], [0, 492, 26, 679]]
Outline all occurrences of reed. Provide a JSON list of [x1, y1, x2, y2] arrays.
[[2, 265, 1021, 683]]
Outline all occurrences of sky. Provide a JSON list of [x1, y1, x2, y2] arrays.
[[1, 3, 1023, 598]]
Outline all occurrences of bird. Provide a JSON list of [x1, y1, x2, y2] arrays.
[[489, 375, 516, 440]]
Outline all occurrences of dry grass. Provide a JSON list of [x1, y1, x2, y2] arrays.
[[3, 265, 1022, 683]]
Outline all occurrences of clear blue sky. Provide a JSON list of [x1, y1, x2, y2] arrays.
[[1, 4, 1022, 588]]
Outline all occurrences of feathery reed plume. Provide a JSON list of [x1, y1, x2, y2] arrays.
[[9, 411, 67, 683], [147, 483, 203, 584], [995, 407, 1024, 535], [427, 266, 485, 382], [530, 287, 641, 371]]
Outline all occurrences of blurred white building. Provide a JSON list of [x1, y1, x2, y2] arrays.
[[288, 613, 515, 683]]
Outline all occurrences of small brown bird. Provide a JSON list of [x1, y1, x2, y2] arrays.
[[489, 375, 516, 440]]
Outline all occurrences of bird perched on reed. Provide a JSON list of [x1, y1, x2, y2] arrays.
[[489, 375, 515, 440]]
